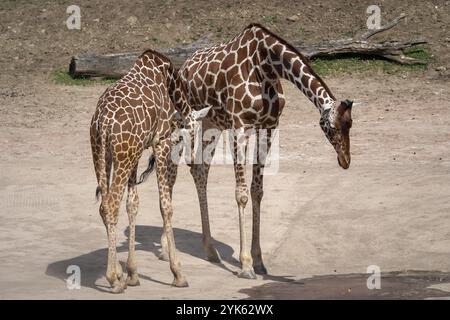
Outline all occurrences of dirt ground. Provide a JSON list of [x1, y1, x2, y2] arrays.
[[1, 75, 449, 299], [0, 0, 450, 299]]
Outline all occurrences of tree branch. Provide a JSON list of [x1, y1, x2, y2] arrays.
[[360, 13, 406, 41]]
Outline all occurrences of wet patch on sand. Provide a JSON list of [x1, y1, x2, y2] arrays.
[[240, 271, 450, 299]]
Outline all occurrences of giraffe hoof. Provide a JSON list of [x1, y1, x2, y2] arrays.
[[206, 248, 221, 263], [172, 277, 189, 288], [238, 269, 257, 280], [126, 274, 141, 286], [206, 255, 221, 263], [159, 252, 170, 262], [253, 264, 268, 275], [111, 280, 127, 294]]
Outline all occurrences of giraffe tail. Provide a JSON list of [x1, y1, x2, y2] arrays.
[[95, 186, 102, 202], [134, 153, 156, 185], [94, 117, 111, 203]]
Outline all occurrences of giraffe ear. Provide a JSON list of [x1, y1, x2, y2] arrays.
[[192, 106, 212, 121]]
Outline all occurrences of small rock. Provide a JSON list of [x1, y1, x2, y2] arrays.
[[127, 16, 138, 26], [40, 29, 46, 34], [287, 15, 299, 22], [436, 66, 447, 72], [93, 18, 100, 22], [401, 74, 407, 79]]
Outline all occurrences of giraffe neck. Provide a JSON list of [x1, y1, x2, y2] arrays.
[[167, 68, 195, 126], [251, 25, 336, 114]]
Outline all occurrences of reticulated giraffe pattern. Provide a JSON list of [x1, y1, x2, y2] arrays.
[[177, 23, 354, 278], [90, 49, 200, 293]]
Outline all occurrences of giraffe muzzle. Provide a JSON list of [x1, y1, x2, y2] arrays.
[[337, 154, 350, 169]]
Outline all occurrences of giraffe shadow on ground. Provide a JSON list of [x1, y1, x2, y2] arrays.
[[45, 225, 242, 292]]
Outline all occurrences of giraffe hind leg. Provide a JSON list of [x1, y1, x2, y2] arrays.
[[126, 165, 140, 286], [154, 140, 188, 287], [190, 136, 221, 263], [100, 159, 134, 293], [190, 163, 220, 263]]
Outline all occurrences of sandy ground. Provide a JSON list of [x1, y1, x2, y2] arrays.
[[0, 74, 449, 299]]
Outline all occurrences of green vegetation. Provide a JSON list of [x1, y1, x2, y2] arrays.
[[53, 48, 429, 86], [311, 48, 429, 76], [404, 47, 430, 61], [53, 70, 117, 86]]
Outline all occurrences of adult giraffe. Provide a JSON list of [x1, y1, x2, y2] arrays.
[[90, 49, 209, 293], [177, 23, 353, 279]]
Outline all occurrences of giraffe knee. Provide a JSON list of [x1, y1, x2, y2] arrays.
[[235, 187, 249, 206], [251, 186, 264, 201]]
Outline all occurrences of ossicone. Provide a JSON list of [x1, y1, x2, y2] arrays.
[[343, 99, 353, 108]]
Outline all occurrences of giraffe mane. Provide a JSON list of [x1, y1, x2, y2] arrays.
[[244, 23, 336, 101]]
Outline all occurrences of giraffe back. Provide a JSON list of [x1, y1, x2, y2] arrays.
[[91, 50, 178, 153]]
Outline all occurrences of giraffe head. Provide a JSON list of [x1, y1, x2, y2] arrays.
[[172, 106, 212, 165], [320, 99, 353, 169], [189, 107, 213, 128]]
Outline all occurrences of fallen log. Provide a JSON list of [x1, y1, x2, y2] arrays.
[[69, 15, 427, 78], [68, 34, 212, 78]]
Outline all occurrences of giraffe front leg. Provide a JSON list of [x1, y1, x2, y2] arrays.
[[251, 163, 267, 275], [233, 133, 256, 279], [235, 179, 256, 279], [126, 166, 140, 286]]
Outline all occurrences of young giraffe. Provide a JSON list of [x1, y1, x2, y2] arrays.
[[174, 23, 353, 279], [90, 49, 209, 293]]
